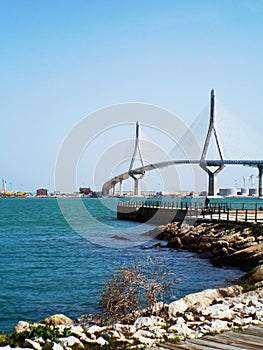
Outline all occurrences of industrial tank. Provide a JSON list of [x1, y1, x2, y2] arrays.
[[240, 188, 249, 196], [249, 188, 257, 196], [219, 188, 237, 197]]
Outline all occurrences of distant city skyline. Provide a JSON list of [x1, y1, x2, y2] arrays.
[[1, 0, 263, 193]]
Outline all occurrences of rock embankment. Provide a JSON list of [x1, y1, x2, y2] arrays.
[[155, 222, 263, 284], [2, 283, 263, 349]]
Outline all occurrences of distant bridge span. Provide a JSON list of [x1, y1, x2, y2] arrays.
[[101, 90, 263, 197], [102, 159, 263, 196]]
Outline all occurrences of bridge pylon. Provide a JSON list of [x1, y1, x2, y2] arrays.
[[128, 121, 146, 196], [258, 165, 263, 197], [200, 89, 225, 196]]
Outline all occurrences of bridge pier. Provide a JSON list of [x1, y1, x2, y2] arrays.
[[208, 171, 217, 197], [119, 180, 123, 196], [133, 178, 141, 196], [258, 166, 263, 197], [206, 167, 224, 196]]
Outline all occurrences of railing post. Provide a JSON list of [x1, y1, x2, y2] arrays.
[[255, 203, 258, 222], [245, 209, 248, 222], [235, 209, 238, 222], [227, 208, 229, 221]]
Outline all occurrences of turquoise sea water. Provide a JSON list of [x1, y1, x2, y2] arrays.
[[0, 198, 244, 333]]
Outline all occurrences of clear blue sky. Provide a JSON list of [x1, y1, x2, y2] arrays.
[[1, 0, 263, 193]]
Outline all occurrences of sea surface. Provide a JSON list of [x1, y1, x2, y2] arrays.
[[0, 198, 246, 333]]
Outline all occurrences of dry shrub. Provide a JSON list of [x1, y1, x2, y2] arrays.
[[100, 257, 175, 322]]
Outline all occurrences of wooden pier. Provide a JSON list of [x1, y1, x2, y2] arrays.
[[158, 325, 263, 349], [117, 200, 263, 224]]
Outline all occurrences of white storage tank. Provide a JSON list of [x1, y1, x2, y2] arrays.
[[225, 187, 237, 197], [219, 188, 237, 197], [240, 188, 249, 196], [219, 188, 226, 196], [249, 188, 257, 196]]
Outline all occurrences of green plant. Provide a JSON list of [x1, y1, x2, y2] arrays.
[[240, 283, 259, 293], [0, 334, 11, 346], [164, 336, 181, 345], [2, 322, 70, 347], [62, 327, 72, 337]]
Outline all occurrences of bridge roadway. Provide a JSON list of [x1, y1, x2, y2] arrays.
[[102, 159, 263, 196]]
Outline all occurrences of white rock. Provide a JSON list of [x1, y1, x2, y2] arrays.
[[151, 301, 168, 314], [96, 336, 109, 346], [23, 339, 42, 350], [14, 321, 30, 334], [43, 314, 73, 326], [132, 335, 156, 346], [199, 319, 230, 334], [168, 318, 195, 338], [184, 312, 195, 322], [69, 325, 84, 333], [252, 319, 263, 325], [169, 289, 221, 316], [103, 329, 125, 340], [233, 316, 247, 326], [168, 300, 189, 316], [204, 303, 234, 320], [114, 324, 137, 334], [133, 329, 156, 339], [59, 336, 84, 349], [33, 337, 45, 345], [240, 317, 253, 325], [243, 305, 258, 316], [70, 326, 91, 342], [255, 309, 263, 320], [231, 302, 246, 312], [149, 326, 167, 337], [45, 342, 64, 350], [152, 330, 166, 339], [134, 316, 166, 328], [86, 325, 104, 335]]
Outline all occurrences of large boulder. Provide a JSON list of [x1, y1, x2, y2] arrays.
[[43, 314, 73, 326], [168, 285, 243, 317], [169, 289, 221, 316], [212, 242, 263, 270], [239, 264, 263, 285], [14, 321, 30, 334]]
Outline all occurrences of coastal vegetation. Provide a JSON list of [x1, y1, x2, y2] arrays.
[[100, 259, 176, 323], [0, 322, 71, 348]]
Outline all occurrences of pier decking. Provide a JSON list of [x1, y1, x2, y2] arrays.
[[117, 200, 263, 224], [158, 325, 263, 349]]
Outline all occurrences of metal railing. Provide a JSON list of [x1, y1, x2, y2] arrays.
[[117, 200, 263, 223]]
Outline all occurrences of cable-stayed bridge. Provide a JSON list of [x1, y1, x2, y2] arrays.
[[102, 90, 263, 197]]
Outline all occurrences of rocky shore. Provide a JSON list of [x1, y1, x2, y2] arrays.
[[154, 221, 263, 284], [1, 283, 263, 349], [1, 221, 263, 349]]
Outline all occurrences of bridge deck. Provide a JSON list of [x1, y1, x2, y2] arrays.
[[148, 325, 263, 349]]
